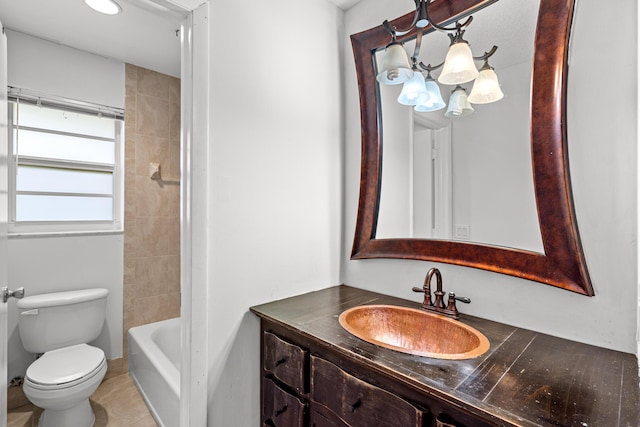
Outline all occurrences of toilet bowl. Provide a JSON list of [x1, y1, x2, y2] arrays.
[[23, 344, 107, 427], [17, 288, 110, 427]]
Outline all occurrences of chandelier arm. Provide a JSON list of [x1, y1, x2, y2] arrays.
[[382, 19, 413, 38], [410, 30, 423, 69], [382, 0, 421, 38], [426, 1, 473, 32], [418, 61, 445, 73], [473, 45, 498, 61]]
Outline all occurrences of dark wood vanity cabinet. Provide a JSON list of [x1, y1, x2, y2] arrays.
[[260, 322, 491, 427], [254, 286, 640, 427]]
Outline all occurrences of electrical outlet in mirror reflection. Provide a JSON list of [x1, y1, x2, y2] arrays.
[[455, 225, 470, 240]]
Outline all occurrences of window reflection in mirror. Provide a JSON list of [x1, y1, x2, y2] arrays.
[[375, 0, 544, 253]]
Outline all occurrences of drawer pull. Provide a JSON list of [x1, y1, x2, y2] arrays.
[[275, 357, 287, 366], [275, 404, 288, 417], [349, 398, 362, 412]]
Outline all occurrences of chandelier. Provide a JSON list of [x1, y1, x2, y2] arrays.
[[376, 0, 504, 117]]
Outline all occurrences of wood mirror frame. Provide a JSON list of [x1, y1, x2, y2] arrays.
[[350, 0, 594, 295]]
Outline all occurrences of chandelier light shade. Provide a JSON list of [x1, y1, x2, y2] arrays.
[[376, 43, 413, 85], [414, 78, 446, 112], [445, 86, 474, 118], [379, 1, 503, 117], [397, 72, 429, 105], [438, 41, 479, 85], [468, 64, 504, 104]]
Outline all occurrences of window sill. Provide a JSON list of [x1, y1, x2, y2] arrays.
[[9, 229, 124, 239]]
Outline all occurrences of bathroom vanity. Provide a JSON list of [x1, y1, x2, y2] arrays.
[[251, 286, 640, 427]]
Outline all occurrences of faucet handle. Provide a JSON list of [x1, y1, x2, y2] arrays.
[[446, 292, 471, 319], [453, 294, 471, 304], [412, 286, 433, 308], [446, 292, 458, 313]]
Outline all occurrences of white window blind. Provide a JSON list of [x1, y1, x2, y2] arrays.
[[8, 88, 124, 234]]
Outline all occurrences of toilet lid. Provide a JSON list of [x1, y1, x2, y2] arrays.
[[26, 344, 105, 387]]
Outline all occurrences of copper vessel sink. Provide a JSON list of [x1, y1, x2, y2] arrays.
[[338, 305, 490, 360]]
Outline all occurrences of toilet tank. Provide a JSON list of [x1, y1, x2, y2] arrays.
[[17, 288, 109, 353]]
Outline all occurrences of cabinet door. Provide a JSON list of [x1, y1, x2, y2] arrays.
[[263, 378, 307, 427], [311, 356, 425, 426], [264, 331, 308, 394]]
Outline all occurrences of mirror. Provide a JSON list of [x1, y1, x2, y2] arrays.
[[350, 0, 594, 295], [375, 0, 543, 254]]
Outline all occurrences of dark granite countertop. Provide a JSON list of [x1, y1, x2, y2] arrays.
[[251, 285, 640, 427]]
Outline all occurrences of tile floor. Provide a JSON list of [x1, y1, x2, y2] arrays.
[[7, 373, 158, 427]]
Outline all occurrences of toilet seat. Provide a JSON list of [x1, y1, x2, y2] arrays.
[[25, 344, 106, 390]]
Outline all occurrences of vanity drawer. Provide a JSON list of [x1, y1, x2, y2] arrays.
[[310, 355, 425, 426], [263, 377, 307, 426], [309, 406, 347, 427], [264, 331, 308, 394]]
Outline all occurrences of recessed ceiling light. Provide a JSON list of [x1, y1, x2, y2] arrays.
[[84, 0, 122, 15]]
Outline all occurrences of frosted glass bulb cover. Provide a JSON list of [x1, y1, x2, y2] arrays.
[[85, 0, 121, 14], [414, 80, 446, 112], [445, 88, 474, 118], [397, 72, 428, 105], [376, 43, 413, 85], [438, 42, 479, 85], [468, 67, 504, 104]]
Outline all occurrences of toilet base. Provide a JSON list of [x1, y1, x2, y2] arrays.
[[38, 398, 95, 427]]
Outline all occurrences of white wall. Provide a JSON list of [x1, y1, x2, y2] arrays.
[[200, 0, 343, 425], [376, 83, 412, 238], [6, 31, 125, 381], [342, 0, 637, 353], [7, 235, 123, 380], [451, 60, 542, 251], [6, 30, 124, 108]]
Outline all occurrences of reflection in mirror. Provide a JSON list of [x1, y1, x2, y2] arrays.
[[376, 0, 543, 252], [350, 0, 594, 295]]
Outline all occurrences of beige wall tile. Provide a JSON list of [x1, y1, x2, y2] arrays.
[[136, 94, 170, 137], [167, 219, 180, 256], [167, 134, 181, 180], [167, 292, 181, 319], [168, 185, 180, 218], [133, 295, 169, 326], [123, 255, 136, 286], [137, 66, 170, 100], [169, 100, 180, 142], [135, 175, 169, 217], [125, 137, 136, 160], [134, 256, 169, 298], [122, 63, 181, 362], [125, 63, 138, 86], [135, 216, 170, 257], [167, 255, 180, 293], [169, 76, 180, 104]]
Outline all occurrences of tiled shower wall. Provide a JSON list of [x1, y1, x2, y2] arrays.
[[123, 64, 181, 364]]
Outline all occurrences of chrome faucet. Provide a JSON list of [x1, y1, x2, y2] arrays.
[[412, 268, 470, 319]]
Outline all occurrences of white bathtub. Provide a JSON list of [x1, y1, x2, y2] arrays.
[[128, 318, 180, 427]]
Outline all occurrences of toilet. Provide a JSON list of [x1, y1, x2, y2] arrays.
[[17, 288, 109, 427]]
